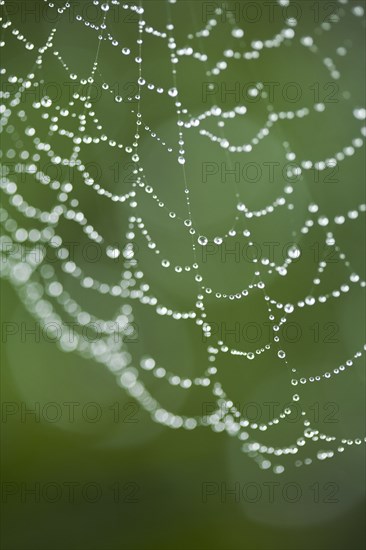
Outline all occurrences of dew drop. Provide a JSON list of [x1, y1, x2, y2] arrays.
[[288, 245, 301, 259], [232, 28, 244, 38]]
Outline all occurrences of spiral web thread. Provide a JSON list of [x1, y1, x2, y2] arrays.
[[0, 0, 365, 474]]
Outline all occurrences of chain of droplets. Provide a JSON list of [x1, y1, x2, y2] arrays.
[[22, 1, 366, 195], [2, 0, 365, 224], [0, 0, 290, 468], [1, 0, 366, 472], [1, 0, 364, 344], [205, 0, 351, 77], [175, 0, 366, 466], [1, 0, 364, 410]]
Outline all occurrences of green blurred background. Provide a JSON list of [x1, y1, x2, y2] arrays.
[[1, 1, 365, 549]]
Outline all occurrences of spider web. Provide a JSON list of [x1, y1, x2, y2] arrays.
[[0, 0, 365, 474]]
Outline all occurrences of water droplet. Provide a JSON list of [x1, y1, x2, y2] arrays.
[[140, 357, 155, 370], [41, 97, 52, 107], [232, 28, 244, 38], [288, 245, 301, 259], [353, 107, 366, 120]]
